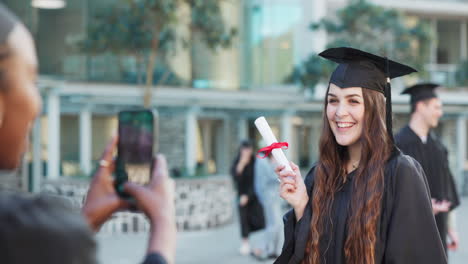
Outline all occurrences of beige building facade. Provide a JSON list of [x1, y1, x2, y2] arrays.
[[2, 0, 468, 195]]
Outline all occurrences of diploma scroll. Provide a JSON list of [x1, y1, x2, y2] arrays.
[[254, 116, 293, 172]]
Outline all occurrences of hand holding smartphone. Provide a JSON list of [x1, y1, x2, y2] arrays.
[[115, 109, 156, 199]]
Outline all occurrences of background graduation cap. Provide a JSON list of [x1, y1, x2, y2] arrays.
[[318, 47, 417, 145], [401, 82, 439, 105]]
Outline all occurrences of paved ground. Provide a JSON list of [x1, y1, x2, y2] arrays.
[[97, 219, 267, 264], [449, 197, 468, 263], [98, 197, 468, 264]]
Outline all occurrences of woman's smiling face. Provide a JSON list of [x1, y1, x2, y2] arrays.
[[326, 83, 365, 147]]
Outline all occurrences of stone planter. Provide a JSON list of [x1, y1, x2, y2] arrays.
[[41, 175, 235, 233]]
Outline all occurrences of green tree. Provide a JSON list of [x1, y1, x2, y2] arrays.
[[81, 5, 155, 84], [81, 0, 236, 107], [288, 0, 432, 93]]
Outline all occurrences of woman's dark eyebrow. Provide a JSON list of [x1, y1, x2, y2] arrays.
[[327, 93, 362, 98], [345, 94, 362, 98]]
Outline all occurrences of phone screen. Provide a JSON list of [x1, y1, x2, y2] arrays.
[[115, 110, 154, 194]]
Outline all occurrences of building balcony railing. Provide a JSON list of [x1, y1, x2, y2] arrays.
[[372, 0, 468, 16], [426, 63, 458, 87]]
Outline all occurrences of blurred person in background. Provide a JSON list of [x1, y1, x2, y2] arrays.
[[252, 155, 284, 260], [231, 140, 265, 256], [395, 83, 460, 254], [0, 4, 175, 263], [274, 47, 446, 264]]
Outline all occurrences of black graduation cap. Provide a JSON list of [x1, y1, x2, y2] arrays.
[[318, 47, 417, 145], [401, 83, 439, 105]]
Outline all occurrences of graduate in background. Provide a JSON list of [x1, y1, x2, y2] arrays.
[[275, 47, 446, 264], [395, 83, 460, 253], [231, 140, 265, 256]]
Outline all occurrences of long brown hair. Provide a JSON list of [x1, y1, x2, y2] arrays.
[[304, 87, 392, 264]]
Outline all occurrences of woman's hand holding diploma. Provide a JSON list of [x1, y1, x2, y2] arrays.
[[255, 116, 308, 220], [276, 161, 308, 221]]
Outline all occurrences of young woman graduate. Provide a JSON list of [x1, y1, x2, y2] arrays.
[[274, 47, 447, 264]]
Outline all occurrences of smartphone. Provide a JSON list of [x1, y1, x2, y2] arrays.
[[115, 109, 155, 198]]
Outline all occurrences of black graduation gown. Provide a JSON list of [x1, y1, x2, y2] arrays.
[[231, 157, 256, 199], [275, 153, 447, 264], [231, 157, 265, 236], [142, 253, 167, 264], [395, 125, 460, 250]]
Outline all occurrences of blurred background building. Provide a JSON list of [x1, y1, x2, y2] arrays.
[[1, 0, 468, 263], [1, 0, 468, 212]]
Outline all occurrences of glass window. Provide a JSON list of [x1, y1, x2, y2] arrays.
[[437, 20, 461, 64], [2, 0, 182, 85], [3, 0, 89, 79], [2, 0, 33, 27], [244, 0, 302, 88]]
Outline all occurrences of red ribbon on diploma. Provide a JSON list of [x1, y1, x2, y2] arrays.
[[257, 142, 289, 159]]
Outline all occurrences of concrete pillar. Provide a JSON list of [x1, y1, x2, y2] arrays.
[[217, 118, 231, 174], [79, 106, 92, 175], [281, 110, 296, 161], [456, 115, 467, 192], [185, 107, 198, 176], [47, 90, 60, 179], [20, 150, 28, 192], [430, 18, 437, 64], [461, 21, 467, 60], [31, 117, 42, 193], [201, 120, 212, 169], [309, 119, 321, 165], [238, 117, 248, 142]]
